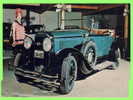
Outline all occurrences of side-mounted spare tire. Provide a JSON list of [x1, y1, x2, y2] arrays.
[[80, 41, 97, 75], [60, 53, 77, 94]]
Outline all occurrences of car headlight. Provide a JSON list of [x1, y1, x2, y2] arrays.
[[43, 38, 52, 52], [24, 37, 32, 49]]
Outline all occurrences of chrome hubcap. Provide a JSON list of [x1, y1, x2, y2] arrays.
[[86, 48, 94, 64]]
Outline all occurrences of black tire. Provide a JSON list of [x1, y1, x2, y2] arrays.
[[111, 48, 121, 70], [60, 53, 77, 94], [80, 41, 97, 75]]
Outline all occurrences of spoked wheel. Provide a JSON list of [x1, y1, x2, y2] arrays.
[[60, 53, 77, 94], [80, 41, 97, 75], [111, 48, 121, 70], [85, 47, 96, 66]]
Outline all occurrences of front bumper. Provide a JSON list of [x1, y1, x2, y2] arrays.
[[15, 67, 59, 87]]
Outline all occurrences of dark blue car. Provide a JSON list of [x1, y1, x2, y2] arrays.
[[14, 28, 121, 94]]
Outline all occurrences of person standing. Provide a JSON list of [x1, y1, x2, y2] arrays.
[[11, 8, 26, 48], [10, 8, 26, 70]]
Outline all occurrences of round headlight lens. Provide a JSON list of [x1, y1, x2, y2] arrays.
[[24, 37, 32, 49], [43, 38, 52, 52]]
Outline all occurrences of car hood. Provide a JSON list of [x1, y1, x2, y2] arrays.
[[51, 29, 89, 38]]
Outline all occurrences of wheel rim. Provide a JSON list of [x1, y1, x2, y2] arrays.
[[114, 48, 121, 61], [85, 47, 96, 66], [117, 48, 121, 61]]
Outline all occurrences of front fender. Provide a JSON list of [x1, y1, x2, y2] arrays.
[[56, 48, 82, 59], [55, 48, 90, 69]]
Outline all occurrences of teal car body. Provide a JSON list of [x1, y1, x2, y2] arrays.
[[51, 29, 114, 57]]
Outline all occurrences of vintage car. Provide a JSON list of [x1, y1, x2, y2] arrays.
[[14, 28, 121, 94]]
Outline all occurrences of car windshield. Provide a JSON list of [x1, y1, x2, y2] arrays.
[[27, 25, 44, 34]]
